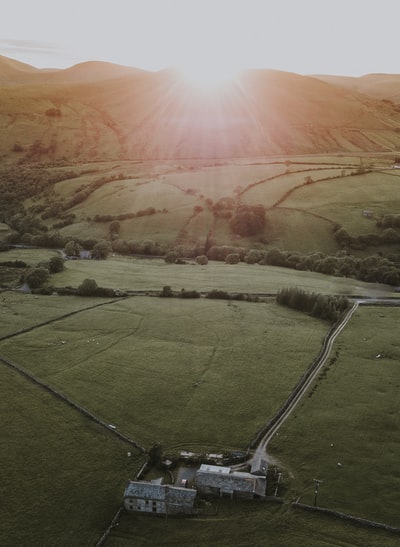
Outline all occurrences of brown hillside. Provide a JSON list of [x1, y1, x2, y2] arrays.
[[315, 73, 400, 103], [2, 56, 400, 163]]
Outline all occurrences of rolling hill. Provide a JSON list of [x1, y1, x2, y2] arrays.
[[2, 55, 400, 165]]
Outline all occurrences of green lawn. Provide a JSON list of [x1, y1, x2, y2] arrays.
[[269, 306, 400, 527], [0, 364, 145, 547]]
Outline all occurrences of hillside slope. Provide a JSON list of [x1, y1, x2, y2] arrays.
[[2, 56, 400, 164]]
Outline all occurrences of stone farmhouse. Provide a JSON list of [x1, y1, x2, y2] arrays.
[[195, 464, 266, 499], [123, 478, 197, 515]]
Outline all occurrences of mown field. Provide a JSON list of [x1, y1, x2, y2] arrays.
[[268, 305, 400, 527], [0, 364, 145, 547], [0, 295, 328, 450]]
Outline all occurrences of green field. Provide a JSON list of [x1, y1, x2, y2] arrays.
[[0, 364, 145, 547], [11, 155, 397, 254], [283, 170, 400, 235], [106, 500, 400, 547], [269, 305, 400, 527], [0, 295, 327, 450], [2, 259, 400, 545]]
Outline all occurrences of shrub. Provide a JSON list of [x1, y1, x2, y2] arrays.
[[225, 253, 240, 264], [195, 255, 208, 265], [206, 289, 230, 300], [48, 256, 65, 273], [92, 240, 112, 260], [160, 286, 173, 297], [77, 278, 98, 296], [179, 289, 200, 298], [244, 249, 263, 264], [230, 205, 266, 237], [164, 251, 178, 264], [24, 267, 49, 289]]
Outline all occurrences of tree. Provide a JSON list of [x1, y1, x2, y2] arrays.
[[195, 255, 208, 265], [25, 267, 49, 289], [160, 285, 173, 297], [64, 240, 82, 257], [48, 256, 65, 273], [230, 205, 266, 237], [164, 251, 178, 264], [109, 220, 120, 236], [92, 240, 112, 260], [77, 278, 98, 296], [244, 249, 262, 264], [225, 253, 240, 264]]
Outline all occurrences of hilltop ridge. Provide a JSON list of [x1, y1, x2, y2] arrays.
[[1, 55, 400, 164]]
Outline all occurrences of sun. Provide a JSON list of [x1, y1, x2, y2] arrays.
[[177, 57, 239, 92]]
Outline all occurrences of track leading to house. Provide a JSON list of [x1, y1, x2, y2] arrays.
[[248, 301, 360, 469]]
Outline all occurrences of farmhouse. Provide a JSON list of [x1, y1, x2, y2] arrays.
[[123, 478, 197, 515], [195, 464, 266, 499]]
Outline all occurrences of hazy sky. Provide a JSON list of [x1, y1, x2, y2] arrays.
[[1, 0, 400, 76]]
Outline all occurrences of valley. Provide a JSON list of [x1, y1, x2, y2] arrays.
[[1, 54, 400, 546]]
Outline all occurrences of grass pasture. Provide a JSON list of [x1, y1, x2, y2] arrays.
[[269, 305, 400, 527], [282, 170, 400, 235], [0, 364, 145, 547], [46, 254, 396, 297], [106, 499, 400, 547], [242, 167, 345, 208], [0, 247, 59, 265], [22, 155, 390, 254], [0, 291, 117, 338], [0, 296, 328, 450]]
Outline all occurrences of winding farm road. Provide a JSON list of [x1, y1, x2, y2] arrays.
[[248, 299, 362, 471]]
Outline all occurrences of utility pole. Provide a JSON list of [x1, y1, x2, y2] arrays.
[[313, 478, 323, 507]]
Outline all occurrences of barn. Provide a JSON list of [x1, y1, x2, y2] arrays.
[[123, 478, 197, 515]]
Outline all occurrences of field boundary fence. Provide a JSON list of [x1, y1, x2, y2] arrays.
[[0, 354, 146, 453], [292, 502, 400, 535]]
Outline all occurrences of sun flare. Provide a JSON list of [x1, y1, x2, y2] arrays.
[[178, 58, 239, 92]]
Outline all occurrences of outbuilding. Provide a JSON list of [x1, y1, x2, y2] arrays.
[[195, 464, 266, 499], [123, 478, 197, 515]]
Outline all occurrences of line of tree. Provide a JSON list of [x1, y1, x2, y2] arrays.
[[204, 245, 400, 286], [276, 287, 350, 322]]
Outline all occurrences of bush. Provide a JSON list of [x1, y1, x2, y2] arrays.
[[92, 240, 112, 260], [206, 289, 230, 300], [179, 289, 200, 298], [225, 253, 240, 264], [24, 267, 49, 289], [77, 278, 98, 296], [48, 256, 65, 273], [230, 205, 266, 237], [160, 286, 173, 297], [164, 251, 178, 264], [195, 255, 208, 265]]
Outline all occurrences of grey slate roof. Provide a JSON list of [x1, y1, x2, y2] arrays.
[[195, 466, 266, 496], [124, 480, 197, 504]]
